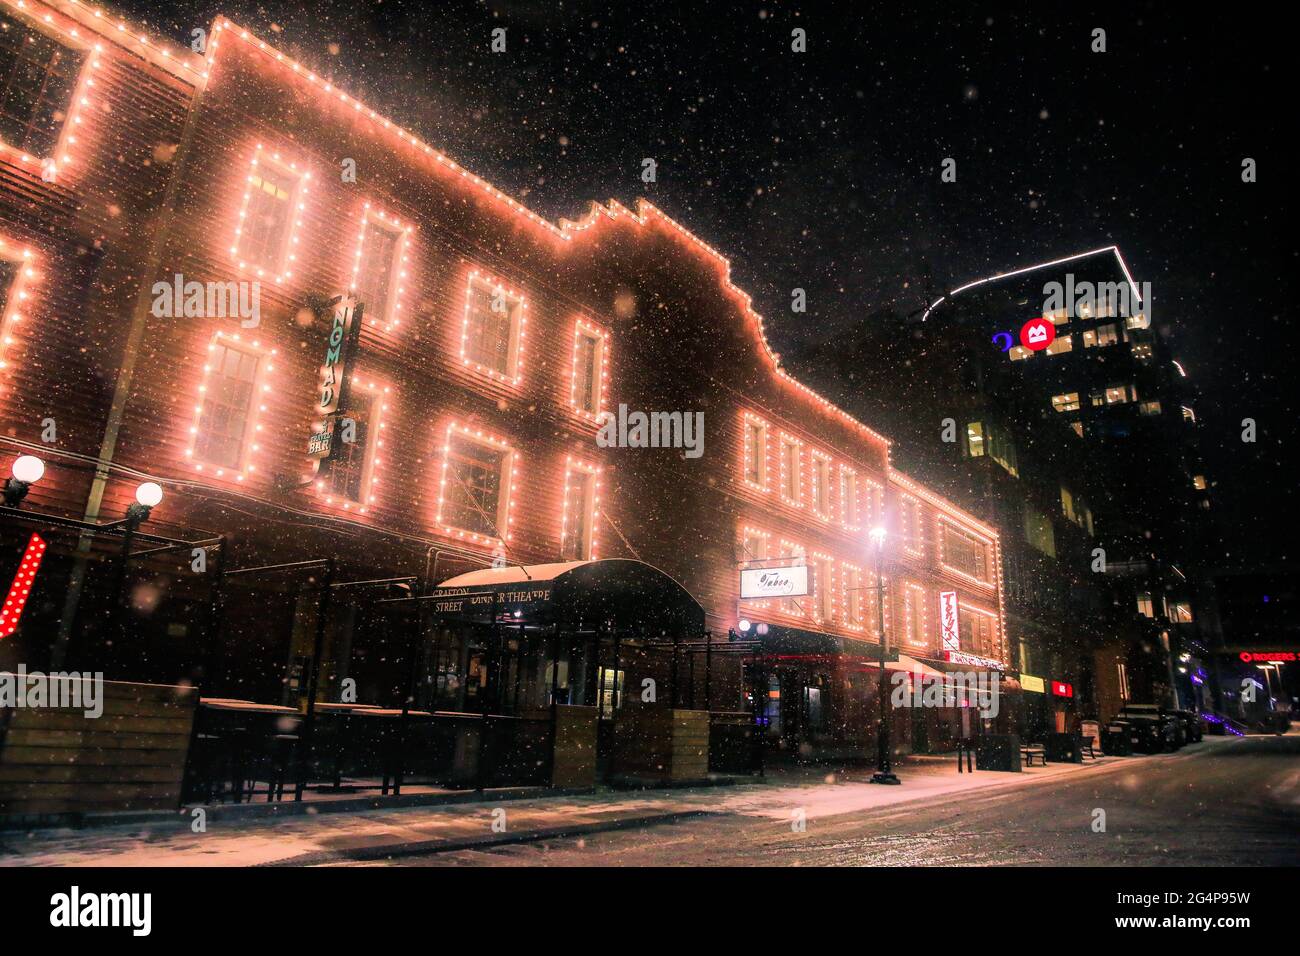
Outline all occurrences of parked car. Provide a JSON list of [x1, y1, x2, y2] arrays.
[[1171, 709, 1204, 743], [1115, 704, 1179, 752]]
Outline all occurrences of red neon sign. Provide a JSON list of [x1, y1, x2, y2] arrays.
[[1239, 651, 1296, 663], [0, 533, 47, 640], [1051, 681, 1073, 698]]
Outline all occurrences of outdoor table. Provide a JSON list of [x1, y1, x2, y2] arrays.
[[194, 700, 302, 801]]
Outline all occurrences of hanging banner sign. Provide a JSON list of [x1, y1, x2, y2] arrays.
[[939, 591, 959, 651], [741, 566, 809, 599], [308, 296, 364, 459]]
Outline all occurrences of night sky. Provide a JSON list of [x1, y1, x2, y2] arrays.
[[119, 0, 1297, 566]]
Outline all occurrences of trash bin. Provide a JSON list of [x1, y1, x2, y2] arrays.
[[1045, 731, 1082, 763], [975, 733, 1022, 772]]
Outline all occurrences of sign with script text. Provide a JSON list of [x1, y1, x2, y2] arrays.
[[939, 591, 959, 651], [741, 566, 809, 600]]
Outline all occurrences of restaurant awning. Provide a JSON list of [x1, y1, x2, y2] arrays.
[[883, 654, 946, 679], [427, 558, 705, 633]]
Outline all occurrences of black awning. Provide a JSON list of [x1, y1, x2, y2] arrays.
[[425, 558, 705, 634]]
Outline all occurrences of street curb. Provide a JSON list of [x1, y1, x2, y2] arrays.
[[257, 808, 719, 866], [1, 785, 597, 835]]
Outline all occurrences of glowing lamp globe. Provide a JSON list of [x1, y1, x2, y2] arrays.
[[11, 455, 44, 484], [135, 482, 164, 508]]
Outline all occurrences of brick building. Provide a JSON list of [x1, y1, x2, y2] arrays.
[[1, 4, 1005, 763]]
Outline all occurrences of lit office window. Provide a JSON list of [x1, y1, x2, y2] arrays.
[[1051, 392, 1080, 413]]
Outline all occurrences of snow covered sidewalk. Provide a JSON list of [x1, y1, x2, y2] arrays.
[[0, 752, 1137, 866]]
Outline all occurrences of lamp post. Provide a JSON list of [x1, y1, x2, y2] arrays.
[[3, 455, 45, 507], [869, 525, 900, 785], [108, 482, 164, 650]]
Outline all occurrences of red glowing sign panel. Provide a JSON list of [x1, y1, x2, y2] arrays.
[[1051, 680, 1073, 698], [0, 533, 47, 640], [1239, 651, 1296, 663], [1020, 317, 1056, 351]]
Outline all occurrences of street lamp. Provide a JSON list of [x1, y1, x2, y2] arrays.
[[868, 525, 900, 785], [108, 481, 165, 649], [3, 455, 45, 507]]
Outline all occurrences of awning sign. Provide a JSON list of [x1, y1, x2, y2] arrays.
[[741, 566, 808, 600], [1020, 673, 1045, 694], [939, 591, 959, 651], [943, 649, 1005, 670]]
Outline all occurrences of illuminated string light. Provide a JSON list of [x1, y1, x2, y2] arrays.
[[0, 532, 46, 640], [349, 204, 412, 333], [435, 421, 516, 547], [0, 241, 37, 389], [739, 526, 773, 610], [568, 317, 609, 420], [560, 456, 602, 560], [460, 269, 527, 387], [313, 376, 390, 515], [230, 144, 311, 285], [740, 412, 771, 493], [777, 432, 804, 508], [186, 331, 275, 483]]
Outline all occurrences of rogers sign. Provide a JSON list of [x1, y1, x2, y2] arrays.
[[1239, 651, 1296, 663]]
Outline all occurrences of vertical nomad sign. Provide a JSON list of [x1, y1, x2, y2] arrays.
[[308, 296, 364, 459]]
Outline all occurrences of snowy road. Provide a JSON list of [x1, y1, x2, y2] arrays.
[[386, 734, 1300, 866]]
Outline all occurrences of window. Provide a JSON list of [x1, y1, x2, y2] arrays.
[[1170, 602, 1194, 623], [1136, 593, 1154, 618], [987, 423, 1018, 477], [966, 422, 985, 457], [900, 497, 923, 555], [1008, 346, 1033, 362], [779, 435, 801, 504], [811, 454, 831, 517], [1046, 307, 1069, 325], [571, 322, 607, 415], [743, 415, 768, 488], [462, 272, 524, 383], [194, 341, 259, 470], [958, 607, 994, 655], [941, 524, 988, 581], [865, 479, 884, 528], [0, 257, 18, 318], [352, 215, 405, 328], [1182, 405, 1196, 423], [1045, 334, 1073, 355], [812, 556, 834, 622], [1060, 486, 1076, 523], [741, 527, 770, 564], [237, 154, 302, 275], [596, 666, 624, 718], [328, 389, 376, 503], [1083, 323, 1119, 348], [1051, 392, 1080, 413], [560, 466, 597, 561], [840, 466, 859, 529], [1126, 312, 1149, 330], [1192, 474, 1207, 491], [440, 431, 512, 539], [842, 564, 865, 630], [1071, 421, 1084, 438], [1139, 400, 1162, 416], [1023, 507, 1056, 558], [1117, 661, 1130, 701], [0, 11, 85, 160], [903, 584, 926, 647], [1104, 384, 1131, 405]]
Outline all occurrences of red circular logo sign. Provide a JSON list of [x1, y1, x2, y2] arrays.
[[1019, 317, 1056, 351]]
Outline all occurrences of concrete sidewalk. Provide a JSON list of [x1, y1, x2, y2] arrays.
[[0, 751, 1147, 866]]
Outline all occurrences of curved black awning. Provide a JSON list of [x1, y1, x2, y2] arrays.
[[426, 559, 705, 634]]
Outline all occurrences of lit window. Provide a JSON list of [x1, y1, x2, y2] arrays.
[[560, 465, 597, 561], [987, 423, 1019, 477], [1104, 385, 1130, 405], [1192, 474, 1207, 490], [352, 215, 405, 328], [958, 607, 993, 655], [779, 435, 801, 504], [571, 321, 607, 415], [0, 10, 85, 160], [900, 497, 923, 555], [743, 415, 768, 487], [842, 564, 865, 630], [1009, 346, 1033, 361], [1082, 324, 1119, 348], [1047, 308, 1069, 325], [941, 524, 989, 581], [966, 422, 985, 457], [1051, 392, 1080, 413], [903, 584, 926, 646], [1060, 486, 1076, 523], [596, 666, 624, 719], [813, 556, 834, 622], [840, 466, 859, 529], [237, 155, 302, 274], [194, 341, 259, 470], [1071, 421, 1084, 438], [1045, 334, 1073, 355], [1170, 602, 1194, 623], [328, 389, 376, 503], [1023, 508, 1055, 558], [1182, 405, 1196, 423], [462, 272, 524, 382], [1137, 593, 1154, 618], [1126, 312, 1149, 330], [1117, 661, 1130, 700], [440, 432, 512, 539], [1139, 400, 1162, 416], [811, 454, 831, 517], [780, 541, 806, 616], [741, 528, 769, 564]]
